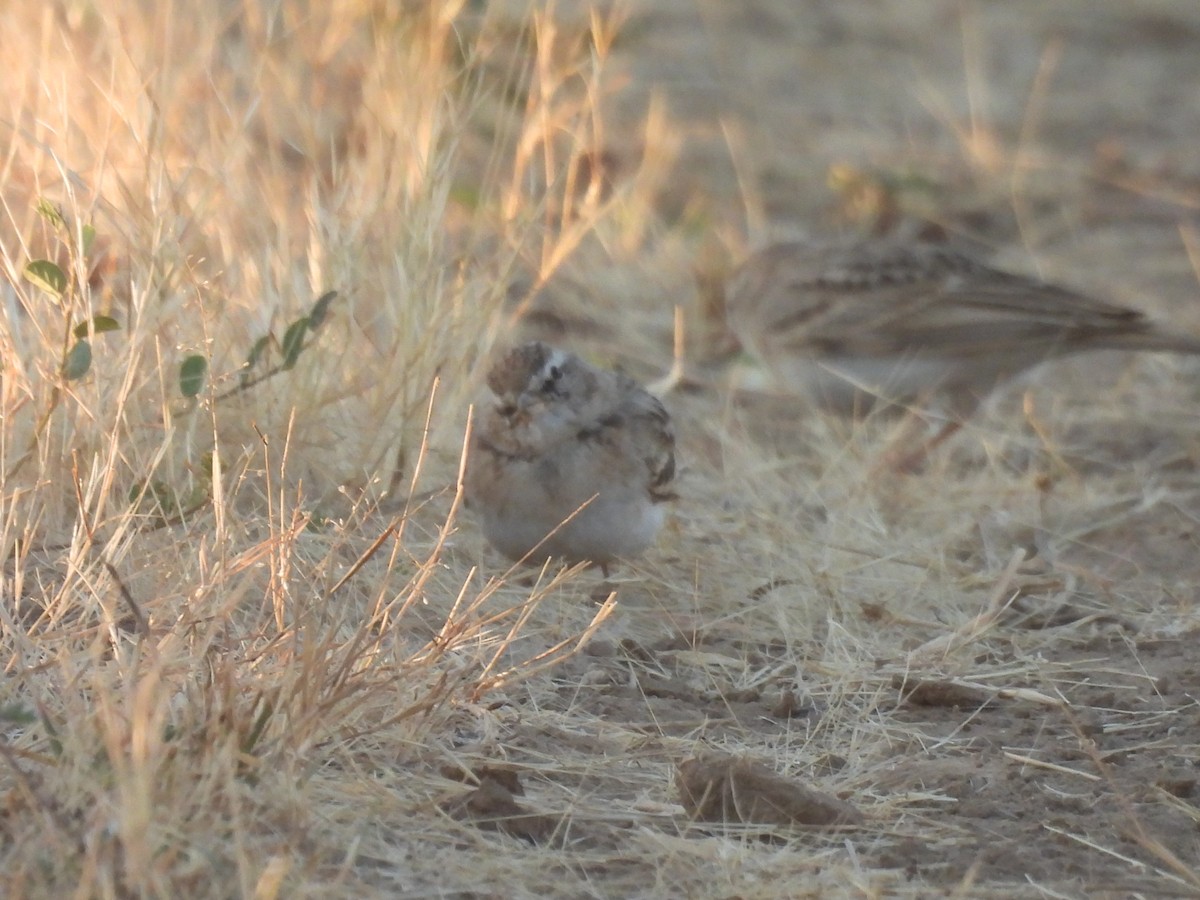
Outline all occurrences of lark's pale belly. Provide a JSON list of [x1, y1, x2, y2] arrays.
[[478, 488, 664, 565], [467, 448, 665, 566], [764, 352, 1037, 415]]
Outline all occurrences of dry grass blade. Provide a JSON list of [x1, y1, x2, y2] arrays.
[[907, 548, 1025, 663]]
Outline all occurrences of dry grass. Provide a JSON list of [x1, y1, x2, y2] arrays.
[[3, 1, 1200, 897]]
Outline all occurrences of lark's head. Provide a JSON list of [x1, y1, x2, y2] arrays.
[[485, 342, 598, 424]]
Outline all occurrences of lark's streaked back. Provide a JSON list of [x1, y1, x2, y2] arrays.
[[727, 237, 1200, 417]]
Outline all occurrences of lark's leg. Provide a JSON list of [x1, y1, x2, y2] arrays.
[[882, 419, 964, 473], [875, 392, 976, 474]]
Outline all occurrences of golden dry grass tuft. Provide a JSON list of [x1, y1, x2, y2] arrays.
[[4, 1, 1200, 897]]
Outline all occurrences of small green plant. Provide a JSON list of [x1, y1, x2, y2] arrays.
[[178, 354, 208, 398], [5, 205, 119, 481], [127, 288, 337, 526], [22, 202, 116, 383], [223, 289, 338, 397], [16, 200, 338, 529]]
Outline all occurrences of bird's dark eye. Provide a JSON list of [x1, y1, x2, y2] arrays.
[[542, 364, 563, 393]]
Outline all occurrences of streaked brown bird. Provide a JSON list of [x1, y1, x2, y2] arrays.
[[726, 237, 1200, 461], [466, 342, 676, 570]]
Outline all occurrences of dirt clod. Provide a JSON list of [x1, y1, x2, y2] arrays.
[[676, 755, 864, 828]]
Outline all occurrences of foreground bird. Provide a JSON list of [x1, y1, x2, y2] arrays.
[[726, 237, 1200, 421], [465, 342, 676, 570]]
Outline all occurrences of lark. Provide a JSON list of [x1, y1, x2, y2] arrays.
[[466, 342, 676, 571], [727, 237, 1200, 458]]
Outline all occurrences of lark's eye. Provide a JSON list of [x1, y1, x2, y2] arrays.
[[541, 364, 563, 394]]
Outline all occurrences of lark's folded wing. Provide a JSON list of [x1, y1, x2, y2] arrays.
[[731, 240, 1200, 359]]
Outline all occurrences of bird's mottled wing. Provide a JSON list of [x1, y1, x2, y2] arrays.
[[619, 379, 676, 502], [735, 240, 1167, 358]]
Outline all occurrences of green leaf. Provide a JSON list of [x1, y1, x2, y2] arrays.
[[62, 340, 92, 380], [72, 315, 120, 339], [35, 199, 65, 230], [280, 316, 311, 370], [129, 479, 180, 518], [308, 290, 337, 330], [24, 260, 68, 298], [449, 183, 482, 210], [38, 707, 63, 757], [180, 482, 211, 510], [179, 355, 208, 397], [241, 700, 275, 755], [81, 223, 97, 256], [0, 703, 36, 725], [246, 335, 270, 367], [240, 335, 271, 385]]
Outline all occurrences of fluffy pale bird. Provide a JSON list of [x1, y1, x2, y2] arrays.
[[727, 237, 1200, 420], [466, 342, 676, 571]]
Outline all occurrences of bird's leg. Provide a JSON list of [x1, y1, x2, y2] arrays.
[[876, 397, 968, 474], [589, 562, 619, 604], [885, 419, 963, 473]]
